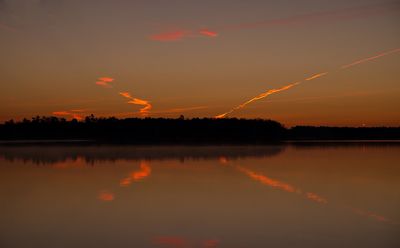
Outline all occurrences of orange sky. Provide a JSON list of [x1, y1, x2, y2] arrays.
[[0, 0, 399, 126]]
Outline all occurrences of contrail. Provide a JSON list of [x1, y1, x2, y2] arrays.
[[119, 92, 152, 116], [341, 48, 400, 69], [305, 72, 328, 81], [215, 82, 301, 118], [216, 46, 400, 118]]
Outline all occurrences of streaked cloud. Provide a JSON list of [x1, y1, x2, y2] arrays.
[[150, 28, 218, 42], [119, 92, 152, 116], [95, 77, 115, 88], [52, 109, 87, 121]]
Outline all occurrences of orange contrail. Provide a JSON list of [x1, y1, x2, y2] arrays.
[[341, 48, 400, 69], [305, 72, 328, 81], [215, 82, 301, 118], [119, 92, 152, 116]]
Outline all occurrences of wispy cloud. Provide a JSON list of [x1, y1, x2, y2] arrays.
[[52, 109, 87, 121], [150, 28, 218, 42], [95, 77, 115, 88], [119, 91, 152, 116]]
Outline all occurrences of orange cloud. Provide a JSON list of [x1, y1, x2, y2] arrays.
[[52, 110, 86, 121], [150, 28, 218, 42], [98, 190, 114, 201], [96, 77, 115, 88], [341, 48, 400, 69], [199, 28, 218, 37], [120, 161, 152, 187], [215, 82, 300, 118], [119, 92, 152, 116]]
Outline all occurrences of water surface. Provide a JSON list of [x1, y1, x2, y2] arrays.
[[0, 144, 399, 248]]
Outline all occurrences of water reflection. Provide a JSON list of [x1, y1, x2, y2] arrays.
[[0, 144, 399, 248], [153, 236, 219, 248], [120, 161, 152, 186]]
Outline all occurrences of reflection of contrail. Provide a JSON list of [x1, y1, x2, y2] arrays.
[[350, 207, 389, 222], [119, 92, 152, 116], [341, 48, 400, 69], [215, 82, 300, 118], [234, 164, 392, 223], [120, 161, 152, 187], [237, 166, 328, 204]]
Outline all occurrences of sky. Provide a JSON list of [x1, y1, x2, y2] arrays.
[[0, 0, 399, 126]]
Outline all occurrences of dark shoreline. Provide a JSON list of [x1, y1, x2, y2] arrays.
[[1, 117, 399, 144]]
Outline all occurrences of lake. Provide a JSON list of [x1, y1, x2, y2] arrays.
[[0, 143, 399, 248]]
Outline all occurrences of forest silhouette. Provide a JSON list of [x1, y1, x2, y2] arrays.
[[0, 116, 399, 144]]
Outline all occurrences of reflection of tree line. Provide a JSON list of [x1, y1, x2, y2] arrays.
[[0, 145, 285, 165], [1, 117, 400, 143]]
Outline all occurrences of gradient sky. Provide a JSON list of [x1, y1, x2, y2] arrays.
[[0, 0, 399, 126]]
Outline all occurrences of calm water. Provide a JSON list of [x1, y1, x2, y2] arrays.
[[0, 144, 399, 248]]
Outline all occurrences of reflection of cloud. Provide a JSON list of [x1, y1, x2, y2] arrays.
[[152, 236, 220, 248], [120, 161, 151, 187], [98, 190, 114, 201], [153, 236, 187, 248], [202, 239, 220, 248]]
